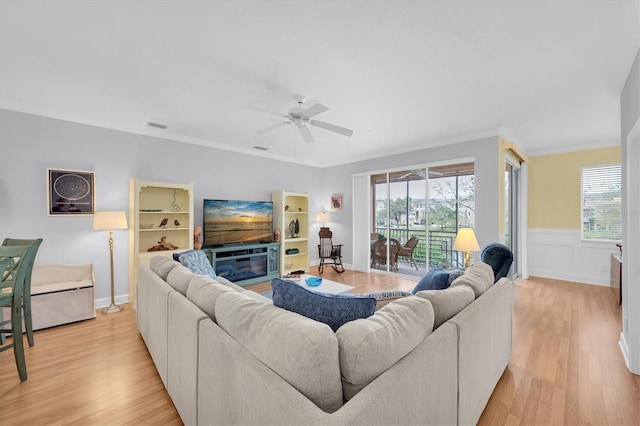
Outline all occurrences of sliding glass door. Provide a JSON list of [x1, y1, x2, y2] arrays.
[[371, 169, 427, 276], [505, 159, 520, 277], [369, 162, 475, 276]]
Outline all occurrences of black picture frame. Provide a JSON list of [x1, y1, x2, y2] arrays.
[[47, 168, 95, 216]]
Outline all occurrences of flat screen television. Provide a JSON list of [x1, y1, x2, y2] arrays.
[[203, 199, 273, 246]]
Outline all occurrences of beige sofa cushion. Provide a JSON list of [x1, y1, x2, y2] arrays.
[[242, 290, 272, 304], [450, 262, 494, 298], [150, 256, 179, 280], [416, 284, 475, 328], [335, 296, 435, 401], [165, 264, 194, 296], [214, 275, 246, 292], [215, 291, 343, 413], [185, 275, 235, 321]]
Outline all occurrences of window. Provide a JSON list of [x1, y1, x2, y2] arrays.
[[581, 164, 621, 241]]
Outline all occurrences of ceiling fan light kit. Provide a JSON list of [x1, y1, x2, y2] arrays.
[[256, 95, 354, 142]]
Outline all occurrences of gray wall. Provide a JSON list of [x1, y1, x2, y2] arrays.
[[0, 108, 501, 304], [0, 109, 322, 303], [320, 136, 501, 265]]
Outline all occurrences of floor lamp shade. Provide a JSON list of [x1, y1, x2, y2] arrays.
[[92, 211, 128, 231], [93, 211, 127, 314], [454, 228, 480, 269]]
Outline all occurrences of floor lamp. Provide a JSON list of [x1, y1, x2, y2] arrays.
[[454, 228, 480, 270], [93, 211, 128, 315]]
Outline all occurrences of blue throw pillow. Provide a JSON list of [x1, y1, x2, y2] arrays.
[[481, 243, 513, 282], [412, 268, 451, 294], [173, 249, 195, 261], [178, 250, 216, 279], [271, 278, 376, 332]]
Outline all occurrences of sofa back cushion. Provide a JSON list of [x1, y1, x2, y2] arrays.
[[165, 263, 194, 296], [450, 262, 494, 298], [150, 256, 179, 280], [416, 284, 475, 328], [186, 275, 235, 321], [335, 296, 435, 401], [271, 278, 376, 332], [215, 291, 343, 413]]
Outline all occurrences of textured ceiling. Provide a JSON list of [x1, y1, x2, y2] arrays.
[[1, 0, 638, 167]]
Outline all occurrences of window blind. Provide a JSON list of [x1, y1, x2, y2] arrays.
[[581, 164, 622, 241]]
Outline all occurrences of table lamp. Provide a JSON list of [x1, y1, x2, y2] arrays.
[[453, 228, 480, 269], [93, 211, 128, 314], [316, 211, 331, 231]]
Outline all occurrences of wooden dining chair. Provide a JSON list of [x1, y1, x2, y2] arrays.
[[1, 238, 42, 347], [0, 245, 33, 381]]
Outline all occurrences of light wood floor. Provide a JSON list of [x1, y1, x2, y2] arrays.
[[1, 267, 638, 425]]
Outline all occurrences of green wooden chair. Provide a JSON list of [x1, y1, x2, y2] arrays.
[[1, 238, 42, 347], [0, 245, 33, 381]]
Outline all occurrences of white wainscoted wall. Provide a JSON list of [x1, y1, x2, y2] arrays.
[[528, 229, 619, 286]]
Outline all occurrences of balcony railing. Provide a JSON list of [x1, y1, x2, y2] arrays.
[[374, 227, 464, 269]]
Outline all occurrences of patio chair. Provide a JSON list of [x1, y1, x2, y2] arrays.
[[371, 238, 400, 272], [398, 236, 419, 271]]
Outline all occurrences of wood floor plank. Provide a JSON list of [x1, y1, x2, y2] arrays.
[[1, 269, 638, 425]]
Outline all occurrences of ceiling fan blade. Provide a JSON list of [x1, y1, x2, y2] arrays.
[[302, 103, 329, 118], [309, 120, 354, 137], [255, 121, 290, 134], [298, 125, 314, 143]]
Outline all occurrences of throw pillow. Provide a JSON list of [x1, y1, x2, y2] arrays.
[[271, 278, 376, 332], [172, 249, 195, 261], [412, 268, 451, 294], [178, 250, 216, 278], [481, 243, 513, 282]]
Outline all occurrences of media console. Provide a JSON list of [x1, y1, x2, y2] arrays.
[[202, 242, 280, 287]]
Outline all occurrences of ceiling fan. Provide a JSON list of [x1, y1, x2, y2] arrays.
[[256, 95, 353, 143]]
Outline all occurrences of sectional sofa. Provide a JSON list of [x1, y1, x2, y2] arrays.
[[136, 256, 514, 425]]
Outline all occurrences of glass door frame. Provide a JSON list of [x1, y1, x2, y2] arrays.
[[505, 153, 523, 279]]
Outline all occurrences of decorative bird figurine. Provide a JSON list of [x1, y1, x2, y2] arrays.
[[159, 218, 168, 227], [174, 219, 181, 227]]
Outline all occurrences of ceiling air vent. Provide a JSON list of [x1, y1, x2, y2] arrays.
[[147, 122, 167, 129]]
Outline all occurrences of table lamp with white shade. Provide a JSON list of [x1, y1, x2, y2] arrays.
[[316, 211, 331, 231], [93, 211, 128, 315], [453, 227, 480, 270]]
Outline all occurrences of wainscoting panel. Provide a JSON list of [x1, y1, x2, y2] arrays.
[[528, 229, 618, 286]]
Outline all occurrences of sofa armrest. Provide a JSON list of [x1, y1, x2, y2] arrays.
[[136, 264, 176, 387], [447, 277, 514, 425]]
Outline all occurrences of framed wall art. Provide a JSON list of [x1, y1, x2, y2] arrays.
[[331, 194, 343, 210], [47, 168, 95, 216]]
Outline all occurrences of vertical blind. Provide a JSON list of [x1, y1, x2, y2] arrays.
[[581, 164, 622, 241]]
